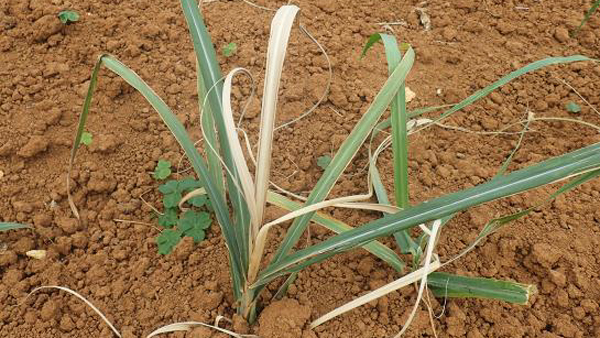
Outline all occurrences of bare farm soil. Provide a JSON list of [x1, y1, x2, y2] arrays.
[[2, 0, 600, 337]]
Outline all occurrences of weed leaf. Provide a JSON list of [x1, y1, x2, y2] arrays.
[[223, 42, 237, 57], [566, 102, 581, 113], [178, 177, 202, 192], [317, 155, 332, 170], [153, 160, 172, 180], [163, 191, 182, 208], [158, 208, 178, 228], [58, 10, 79, 24], [81, 132, 93, 146], [156, 229, 182, 255], [188, 195, 208, 207]]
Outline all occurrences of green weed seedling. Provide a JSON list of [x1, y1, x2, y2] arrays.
[[566, 101, 582, 113], [156, 177, 212, 254], [316, 155, 332, 170], [80, 131, 93, 146], [152, 159, 172, 180], [222, 42, 237, 57], [573, 0, 600, 36], [58, 10, 79, 24]]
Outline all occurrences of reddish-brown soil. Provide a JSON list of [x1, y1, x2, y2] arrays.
[[2, 0, 600, 337]]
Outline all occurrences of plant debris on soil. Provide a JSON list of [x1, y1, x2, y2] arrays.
[[1, 0, 600, 337]]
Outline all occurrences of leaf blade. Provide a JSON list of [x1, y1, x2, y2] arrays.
[[256, 142, 600, 286]]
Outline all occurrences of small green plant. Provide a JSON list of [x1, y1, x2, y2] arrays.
[[222, 42, 237, 57], [156, 177, 212, 254], [58, 10, 80, 24], [153, 159, 172, 180], [80, 131, 93, 146], [573, 0, 600, 36], [566, 101, 581, 113], [316, 155, 331, 169]]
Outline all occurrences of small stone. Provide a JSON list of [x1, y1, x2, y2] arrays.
[[357, 257, 374, 276], [55, 237, 72, 255], [437, 165, 451, 178], [72, 233, 88, 249], [32, 15, 63, 42], [531, 243, 561, 268], [232, 314, 250, 334], [112, 249, 129, 261], [442, 27, 458, 40], [467, 328, 484, 338], [57, 217, 79, 234], [556, 289, 569, 307], [0, 251, 18, 267], [489, 92, 503, 104], [534, 100, 548, 111], [316, 0, 337, 13], [87, 172, 117, 193], [549, 270, 567, 287], [173, 236, 194, 261], [165, 83, 181, 95], [12, 201, 33, 213], [60, 315, 76, 332], [204, 291, 223, 310], [13, 237, 35, 254], [121, 327, 137, 338], [2, 269, 23, 284], [89, 133, 121, 153], [40, 300, 60, 320], [0, 141, 14, 157], [258, 299, 311, 338], [554, 27, 570, 43], [33, 214, 52, 227], [18, 136, 49, 158], [329, 84, 348, 107], [572, 307, 586, 320]]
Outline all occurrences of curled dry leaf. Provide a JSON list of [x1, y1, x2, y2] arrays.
[[416, 8, 431, 31], [0, 169, 4, 180], [26, 250, 47, 260]]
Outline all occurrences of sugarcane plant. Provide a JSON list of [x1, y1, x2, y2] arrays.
[[67, 1, 600, 334]]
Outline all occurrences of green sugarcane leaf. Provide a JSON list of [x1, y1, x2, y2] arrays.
[[427, 272, 536, 305], [69, 53, 245, 295], [363, 33, 416, 255], [0, 223, 31, 232], [181, 0, 250, 282], [269, 46, 416, 267], [267, 191, 405, 272], [256, 142, 600, 286]]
